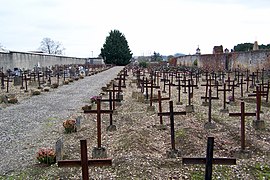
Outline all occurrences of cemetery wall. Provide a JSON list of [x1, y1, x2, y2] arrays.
[[0, 51, 87, 71], [176, 55, 199, 67], [176, 49, 270, 71]]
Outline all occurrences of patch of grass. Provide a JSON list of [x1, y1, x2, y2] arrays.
[[250, 163, 270, 179], [46, 117, 57, 121], [213, 165, 232, 179], [190, 166, 204, 180], [0, 166, 51, 180], [187, 165, 233, 180], [175, 128, 186, 139]]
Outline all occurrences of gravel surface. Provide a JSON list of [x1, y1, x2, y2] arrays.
[[1, 67, 269, 179], [0, 66, 124, 175]]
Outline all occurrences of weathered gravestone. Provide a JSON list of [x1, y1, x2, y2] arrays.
[[75, 116, 82, 131], [14, 76, 22, 86], [55, 137, 64, 161]]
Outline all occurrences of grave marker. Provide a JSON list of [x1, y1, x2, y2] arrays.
[[229, 101, 256, 151], [158, 100, 186, 157], [58, 139, 112, 180], [156, 90, 170, 125], [75, 116, 82, 130], [202, 89, 216, 129], [84, 98, 113, 158], [55, 137, 64, 161], [248, 86, 266, 129], [101, 91, 118, 131], [218, 83, 231, 113], [182, 137, 236, 180]]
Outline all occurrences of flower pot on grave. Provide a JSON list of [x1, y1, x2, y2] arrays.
[[32, 90, 41, 96], [43, 87, 50, 92], [36, 148, 56, 165], [64, 127, 76, 133], [101, 87, 107, 91], [63, 80, 69, 85], [82, 104, 92, 111], [68, 79, 74, 83], [8, 97, 18, 104], [51, 83, 59, 88], [63, 119, 77, 133]]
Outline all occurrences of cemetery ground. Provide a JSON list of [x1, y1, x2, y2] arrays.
[[0, 68, 270, 179]]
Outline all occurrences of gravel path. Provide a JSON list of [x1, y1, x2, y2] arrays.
[[0, 66, 124, 175]]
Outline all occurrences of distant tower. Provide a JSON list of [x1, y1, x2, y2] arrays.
[[253, 41, 259, 51], [196, 45, 201, 55]]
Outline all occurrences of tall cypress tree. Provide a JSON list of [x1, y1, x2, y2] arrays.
[[100, 30, 133, 65]]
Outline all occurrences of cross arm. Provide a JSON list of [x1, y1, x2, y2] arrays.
[[58, 158, 112, 167], [229, 112, 256, 117], [151, 97, 170, 101], [182, 157, 236, 165], [158, 111, 186, 116], [106, 89, 123, 92], [101, 99, 121, 102], [84, 110, 114, 114]]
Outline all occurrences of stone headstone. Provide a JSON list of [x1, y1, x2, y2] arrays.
[[55, 138, 64, 161], [14, 76, 22, 86], [116, 93, 123, 101], [92, 147, 107, 158], [75, 116, 82, 131]]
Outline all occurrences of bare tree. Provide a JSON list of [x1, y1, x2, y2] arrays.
[[39, 37, 65, 55]]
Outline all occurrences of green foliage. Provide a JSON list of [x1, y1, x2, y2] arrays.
[[100, 29, 133, 66], [233, 43, 270, 52], [139, 61, 148, 68], [259, 44, 270, 50], [175, 128, 186, 138], [251, 163, 270, 179], [151, 51, 163, 61], [233, 43, 253, 52], [193, 59, 198, 66]]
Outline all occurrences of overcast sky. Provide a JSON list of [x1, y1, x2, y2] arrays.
[[1, 0, 270, 57]]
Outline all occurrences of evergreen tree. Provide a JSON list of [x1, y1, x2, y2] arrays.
[[100, 30, 132, 65], [233, 42, 270, 52], [233, 43, 253, 52]]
